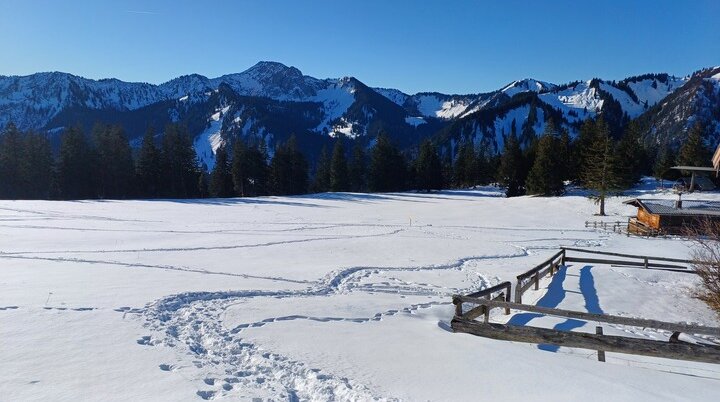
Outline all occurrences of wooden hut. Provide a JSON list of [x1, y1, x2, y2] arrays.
[[624, 198, 720, 235]]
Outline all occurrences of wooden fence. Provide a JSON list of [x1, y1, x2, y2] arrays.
[[451, 296, 720, 364], [513, 247, 696, 304], [451, 247, 720, 364]]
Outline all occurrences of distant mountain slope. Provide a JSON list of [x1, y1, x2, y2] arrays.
[[634, 67, 720, 148], [1, 61, 714, 168]]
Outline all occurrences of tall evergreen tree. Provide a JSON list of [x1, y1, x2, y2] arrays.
[[453, 142, 477, 188], [160, 124, 200, 198], [497, 133, 525, 197], [209, 145, 234, 197], [526, 122, 564, 196], [415, 139, 443, 192], [93, 124, 134, 199], [136, 127, 162, 198], [20, 131, 53, 199], [615, 121, 647, 187], [581, 118, 620, 216], [677, 122, 711, 168], [330, 141, 349, 192], [653, 144, 679, 186], [269, 135, 308, 195], [348, 143, 366, 192], [57, 126, 98, 199], [312, 145, 331, 193], [0, 123, 24, 199], [368, 132, 406, 192]]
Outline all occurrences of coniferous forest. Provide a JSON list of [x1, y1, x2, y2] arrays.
[[0, 118, 714, 201]]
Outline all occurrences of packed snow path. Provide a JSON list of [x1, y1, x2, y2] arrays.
[[1, 187, 720, 401]]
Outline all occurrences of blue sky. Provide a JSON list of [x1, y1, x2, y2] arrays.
[[1, 0, 718, 94]]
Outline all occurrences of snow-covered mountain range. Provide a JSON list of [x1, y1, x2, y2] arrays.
[[1, 61, 717, 168]]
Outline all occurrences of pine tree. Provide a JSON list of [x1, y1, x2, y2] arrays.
[[93, 124, 135, 199], [160, 124, 200, 198], [677, 122, 711, 168], [269, 135, 308, 195], [368, 132, 406, 192], [497, 133, 525, 197], [0, 123, 24, 199], [581, 118, 620, 216], [653, 144, 679, 186], [20, 131, 53, 199], [209, 145, 234, 197], [232, 140, 248, 197], [526, 122, 564, 196], [415, 139, 443, 192], [57, 126, 98, 199], [330, 141, 349, 192], [348, 143, 366, 192], [312, 145, 331, 193], [615, 121, 646, 188], [453, 142, 477, 188], [136, 127, 162, 198]]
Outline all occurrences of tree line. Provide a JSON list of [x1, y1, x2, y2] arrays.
[[0, 118, 713, 204]]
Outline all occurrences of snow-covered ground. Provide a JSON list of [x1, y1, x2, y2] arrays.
[[1, 182, 719, 401]]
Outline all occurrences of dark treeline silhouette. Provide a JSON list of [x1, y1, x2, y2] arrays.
[[0, 118, 713, 200]]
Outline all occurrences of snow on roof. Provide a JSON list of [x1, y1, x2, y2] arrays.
[[624, 198, 720, 216]]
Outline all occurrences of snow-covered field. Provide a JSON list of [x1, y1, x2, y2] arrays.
[[1, 182, 720, 401]]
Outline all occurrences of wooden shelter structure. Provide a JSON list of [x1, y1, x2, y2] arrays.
[[624, 198, 720, 235]]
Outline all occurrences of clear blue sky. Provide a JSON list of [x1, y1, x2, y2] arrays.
[[1, 0, 718, 94]]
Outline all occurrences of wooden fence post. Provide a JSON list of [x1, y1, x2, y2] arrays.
[[454, 298, 463, 317], [534, 273, 539, 290], [644, 258, 649, 269], [596, 326, 606, 362]]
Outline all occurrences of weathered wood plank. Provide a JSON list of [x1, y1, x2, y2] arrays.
[[516, 250, 565, 280], [462, 293, 505, 320], [451, 318, 720, 364], [561, 247, 696, 264], [466, 281, 511, 299], [453, 296, 720, 337], [563, 257, 693, 273]]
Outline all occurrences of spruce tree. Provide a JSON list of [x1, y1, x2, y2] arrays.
[[312, 145, 331, 193], [677, 122, 710, 168], [209, 145, 234, 197], [137, 127, 162, 198], [93, 124, 134, 199], [232, 140, 248, 197], [160, 124, 200, 198], [415, 139, 443, 192], [453, 142, 477, 188], [269, 135, 308, 195], [0, 123, 24, 199], [330, 141, 349, 192], [581, 118, 620, 216], [653, 145, 679, 186], [615, 121, 646, 187], [348, 143, 366, 192], [497, 133, 525, 197], [526, 122, 564, 196], [21, 131, 53, 199], [57, 126, 98, 200], [368, 132, 406, 192]]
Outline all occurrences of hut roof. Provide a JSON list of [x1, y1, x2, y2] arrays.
[[623, 198, 720, 217]]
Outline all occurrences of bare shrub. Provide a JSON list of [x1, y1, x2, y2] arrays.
[[687, 219, 720, 316]]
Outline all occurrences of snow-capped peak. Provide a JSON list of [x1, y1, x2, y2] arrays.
[[501, 79, 556, 97]]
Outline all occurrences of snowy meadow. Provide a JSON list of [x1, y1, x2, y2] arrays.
[[1, 185, 719, 401]]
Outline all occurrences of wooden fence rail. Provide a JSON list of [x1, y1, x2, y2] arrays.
[[451, 247, 719, 364], [514, 249, 565, 304], [451, 297, 720, 364]]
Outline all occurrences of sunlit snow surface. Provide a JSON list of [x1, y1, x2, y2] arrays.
[[1, 180, 719, 401]]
